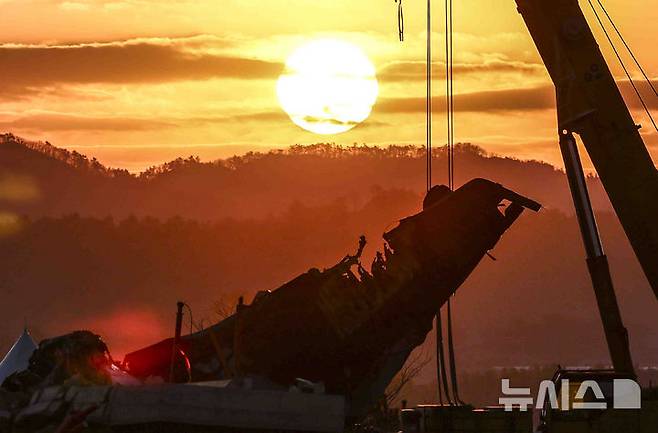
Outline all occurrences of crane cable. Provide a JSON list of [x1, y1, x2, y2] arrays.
[[426, 0, 432, 192], [445, 0, 454, 192], [395, 0, 463, 407], [586, 0, 658, 132], [425, 0, 452, 406], [444, 0, 465, 407], [428, 0, 453, 407], [594, 0, 657, 97]]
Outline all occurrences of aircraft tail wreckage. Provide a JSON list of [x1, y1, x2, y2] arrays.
[[2, 178, 540, 431], [123, 179, 540, 416]]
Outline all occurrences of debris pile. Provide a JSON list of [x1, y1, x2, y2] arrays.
[[0, 179, 540, 431], [2, 331, 113, 395], [124, 179, 540, 418]]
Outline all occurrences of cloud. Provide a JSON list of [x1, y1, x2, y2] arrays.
[[59, 1, 90, 11], [378, 59, 545, 82], [0, 110, 293, 133], [226, 112, 289, 123], [0, 37, 283, 98], [377, 85, 555, 114], [152, 111, 290, 127], [0, 113, 173, 131], [377, 79, 658, 114]]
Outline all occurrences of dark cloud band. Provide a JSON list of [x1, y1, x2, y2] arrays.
[[0, 38, 283, 98], [378, 59, 545, 82], [377, 80, 658, 114]]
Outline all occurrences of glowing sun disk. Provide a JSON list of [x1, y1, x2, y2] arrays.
[[277, 39, 379, 135]]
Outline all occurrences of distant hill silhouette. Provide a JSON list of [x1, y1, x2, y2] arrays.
[[1, 133, 655, 391], [1, 133, 611, 219]]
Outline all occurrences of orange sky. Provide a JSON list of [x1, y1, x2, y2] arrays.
[[0, 0, 656, 171]]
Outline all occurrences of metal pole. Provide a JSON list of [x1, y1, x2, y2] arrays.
[[169, 301, 185, 383], [559, 131, 635, 377]]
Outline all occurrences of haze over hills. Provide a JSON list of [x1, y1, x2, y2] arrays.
[[0, 133, 655, 384], [0, 133, 612, 219]]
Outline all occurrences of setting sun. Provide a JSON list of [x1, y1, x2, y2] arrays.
[[276, 39, 379, 135]]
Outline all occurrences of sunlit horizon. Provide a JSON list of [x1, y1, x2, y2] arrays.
[[0, 0, 655, 170]]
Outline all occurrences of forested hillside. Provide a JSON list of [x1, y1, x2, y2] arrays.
[[1, 134, 654, 388]]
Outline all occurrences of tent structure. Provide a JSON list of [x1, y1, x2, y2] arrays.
[[0, 328, 37, 384]]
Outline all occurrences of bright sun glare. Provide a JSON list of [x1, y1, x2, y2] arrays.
[[277, 39, 379, 135]]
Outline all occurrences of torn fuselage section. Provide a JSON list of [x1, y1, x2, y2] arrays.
[[123, 178, 540, 417]]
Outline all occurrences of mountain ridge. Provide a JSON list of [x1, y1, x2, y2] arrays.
[[0, 133, 611, 219]]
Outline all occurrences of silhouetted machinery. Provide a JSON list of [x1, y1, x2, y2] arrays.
[[399, 0, 658, 432], [518, 0, 658, 377], [517, 0, 658, 430]]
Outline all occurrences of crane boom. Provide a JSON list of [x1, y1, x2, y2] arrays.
[[516, 0, 658, 300]]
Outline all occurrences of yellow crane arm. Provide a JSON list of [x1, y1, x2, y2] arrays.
[[516, 0, 658, 300]]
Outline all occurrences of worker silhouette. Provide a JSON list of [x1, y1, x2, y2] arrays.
[[371, 251, 386, 279]]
